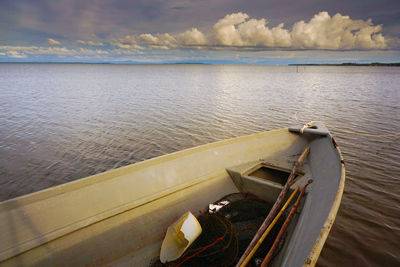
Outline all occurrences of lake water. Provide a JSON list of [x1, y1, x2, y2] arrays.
[[0, 64, 399, 266]]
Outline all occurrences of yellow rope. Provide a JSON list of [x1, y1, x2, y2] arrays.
[[325, 124, 400, 137], [293, 113, 400, 138]]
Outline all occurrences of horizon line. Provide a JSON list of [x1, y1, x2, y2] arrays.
[[0, 61, 400, 66]]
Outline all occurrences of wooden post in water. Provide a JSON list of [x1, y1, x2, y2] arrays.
[[237, 146, 310, 267]]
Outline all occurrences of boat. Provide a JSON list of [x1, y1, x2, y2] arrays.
[[0, 122, 345, 266]]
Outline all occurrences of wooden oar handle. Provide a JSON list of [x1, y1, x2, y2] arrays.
[[236, 146, 310, 267], [261, 180, 312, 267]]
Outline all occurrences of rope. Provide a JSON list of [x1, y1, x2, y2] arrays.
[[240, 186, 300, 267], [176, 237, 224, 267], [293, 113, 400, 138], [324, 124, 400, 137], [300, 121, 316, 134]]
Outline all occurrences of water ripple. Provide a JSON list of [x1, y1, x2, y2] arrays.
[[1, 64, 399, 266]]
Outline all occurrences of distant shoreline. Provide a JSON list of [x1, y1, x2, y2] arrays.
[[0, 62, 399, 66], [288, 62, 400, 66]]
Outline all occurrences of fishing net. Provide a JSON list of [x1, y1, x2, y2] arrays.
[[214, 193, 286, 264], [166, 213, 238, 267], [152, 193, 286, 267]]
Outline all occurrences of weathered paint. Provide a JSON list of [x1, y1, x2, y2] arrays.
[[303, 145, 346, 267]]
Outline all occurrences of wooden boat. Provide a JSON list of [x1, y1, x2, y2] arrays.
[[0, 122, 345, 266]]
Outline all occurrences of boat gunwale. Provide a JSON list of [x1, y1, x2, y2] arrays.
[[0, 128, 288, 209], [0, 170, 228, 262], [0, 125, 345, 266], [303, 138, 345, 266], [0, 127, 291, 262]]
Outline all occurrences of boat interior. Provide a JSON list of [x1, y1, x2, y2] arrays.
[[0, 123, 344, 267]]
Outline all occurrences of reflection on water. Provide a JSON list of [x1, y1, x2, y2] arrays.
[[0, 64, 399, 266]]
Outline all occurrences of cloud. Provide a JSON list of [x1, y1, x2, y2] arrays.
[[179, 28, 208, 45], [136, 30, 207, 50], [0, 11, 394, 62], [291, 12, 386, 49], [109, 35, 142, 50], [76, 40, 104, 46], [1, 46, 74, 57], [211, 11, 386, 49], [139, 33, 178, 50], [78, 47, 109, 55], [213, 13, 292, 47], [132, 11, 388, 50], [213, 12, 249, 46], [0, 46, 109, 58], [47, 38, 61, 45], [7, 51, 27, 58]]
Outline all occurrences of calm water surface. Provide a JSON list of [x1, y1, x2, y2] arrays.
[[0, 64, 399, 266]]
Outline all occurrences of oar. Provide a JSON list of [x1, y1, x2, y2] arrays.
[[236, 146, 310, 267], [240, 186, 300, 267], [261, 180, 312, 267]]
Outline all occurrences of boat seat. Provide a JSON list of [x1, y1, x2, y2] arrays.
[[226, 161, 308, 204]]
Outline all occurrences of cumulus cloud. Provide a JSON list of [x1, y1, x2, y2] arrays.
[[47, 38, 61, 45], [76, 40, 104, 46], [130, 11, 388, 50], [0, 46, 110, 58], [211, 11, 386, 49], [213, 13, 292, 47], [1, 11, 393, 61], [135, 30, 207, 50], [291, 12, 386, 49], [109, 35, 142, 50], [7, 50, 27, 58], [0, 44, 146, 60], [213, 12, 249, 46], [0, 46, 73, 58], [78, 47, 109, 55], [179, 28, 208, 45], [139, 33, 178, 50]]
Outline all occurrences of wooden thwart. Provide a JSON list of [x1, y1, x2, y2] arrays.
[[237, 146, 310, 267]]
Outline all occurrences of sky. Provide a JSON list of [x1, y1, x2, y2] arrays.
[[0, 0, 399, 64]]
